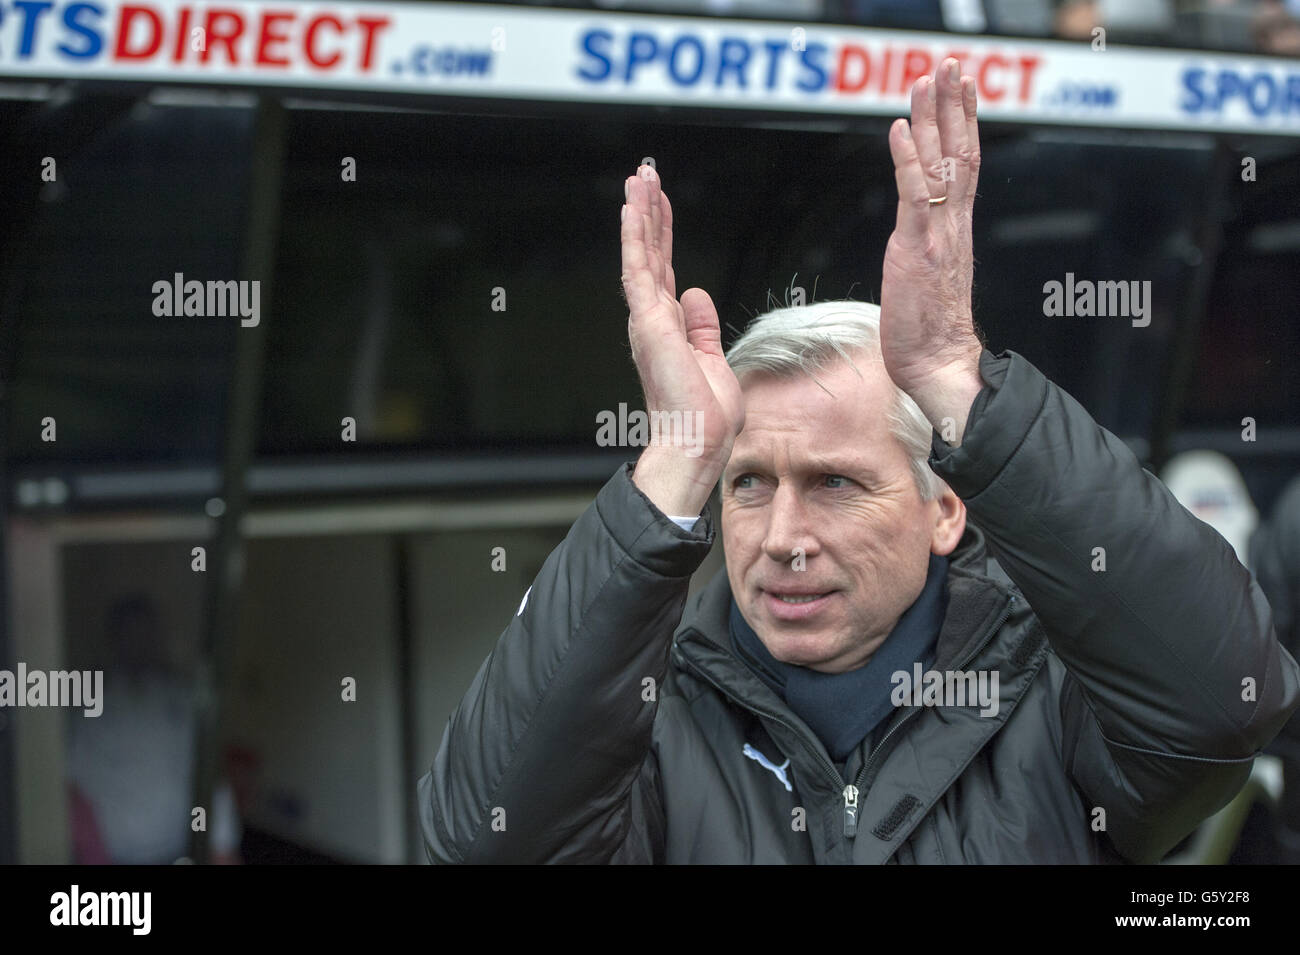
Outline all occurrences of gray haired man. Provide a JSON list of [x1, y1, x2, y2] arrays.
[[419, 60, 1300, 863]]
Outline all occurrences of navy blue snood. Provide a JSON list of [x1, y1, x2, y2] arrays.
[[729, 554, 949, 762]]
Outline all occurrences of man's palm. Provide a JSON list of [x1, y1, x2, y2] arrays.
[[621, 165, 744, 469]]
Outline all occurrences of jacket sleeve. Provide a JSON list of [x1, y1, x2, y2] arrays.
[[929, 349, 1300, 863], [418, 461, 714, 863]]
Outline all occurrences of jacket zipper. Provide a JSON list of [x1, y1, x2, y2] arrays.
[[853, 594, 1017, 811], [675, 591, 1016, 841], [842, 784, 860, 837]]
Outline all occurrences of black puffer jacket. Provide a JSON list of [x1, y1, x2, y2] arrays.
[[419, 349, 1300, 863]]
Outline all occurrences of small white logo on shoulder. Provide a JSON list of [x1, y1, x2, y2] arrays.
[[742, 743, 793, 792]]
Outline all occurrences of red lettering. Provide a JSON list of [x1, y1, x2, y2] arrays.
[[878, 46, 894, 95], [304, 14, 344, 68], [836, 44, 870, 93], [172, 7, 190, 63], [201, 9, 245, 65], [355, 16, 391, 71], [899, 48, 932, 93], [256, 11, 294, 67], [1017, 55, 1042, 103], [978, 54, 1009, 102], [114, 6, 162, 60]]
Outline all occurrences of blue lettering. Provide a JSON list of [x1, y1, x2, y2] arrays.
[[57, 2, 102, 58], [796, 43, 828, 92], [715, 36, 749, 88], [625, 31, 658, 82], [1181, 68, 1207, 112], [459, 51, 490, 76], [576, 29, 613, 82], [14, 1, 54, 59], [762, 39, 784, 90], [667, 35, 703, 86], [410, 46, 492, 77], [1182, 67, 1300, 116], [1216, 70, 1243, 110], [1245, 73, 1274, 116]]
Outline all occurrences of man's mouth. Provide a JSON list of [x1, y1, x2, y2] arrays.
[[761, 589, 836, 619], [772, 593, 828, 604]]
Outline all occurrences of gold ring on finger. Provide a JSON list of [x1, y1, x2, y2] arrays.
[[928, 195, 948, 206]]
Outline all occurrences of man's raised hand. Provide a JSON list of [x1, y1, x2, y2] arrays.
[[880, 59, 987, 444], [621, 162, 744, 518]]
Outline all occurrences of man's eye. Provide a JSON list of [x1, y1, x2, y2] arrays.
[[824, 475, 850, 488], [735, 474, 756, 489]]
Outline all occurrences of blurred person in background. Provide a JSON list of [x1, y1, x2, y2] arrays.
[[1055, 0, 1103, 39], [1161, 451, 1259, 566], [1254, 0, 1300, 53], [66, 594, 242, 864]]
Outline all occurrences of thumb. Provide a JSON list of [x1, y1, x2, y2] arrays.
[[681, 288, 724, 359]]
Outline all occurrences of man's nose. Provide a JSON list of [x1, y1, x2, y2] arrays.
[[761, 486, 819, 564]]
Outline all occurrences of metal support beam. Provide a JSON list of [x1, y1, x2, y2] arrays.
[[190, 95, 285, 864]]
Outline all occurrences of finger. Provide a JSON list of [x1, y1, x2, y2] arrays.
[[681, 287, 723, 359], [639, 164, 677, 300], [962, 76, 982, 212], [888, 118, 931, 244], [626, 170, 676, 307], [935, 58, 971, 203], [639, 162, 662, 251], [659, 189, 677, 300], [625, 171, 671, 310], [621, 187, 664, 322], [908, 75, 946, 199]]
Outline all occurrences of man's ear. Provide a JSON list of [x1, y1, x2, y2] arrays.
[[929, 485, 967, 556]]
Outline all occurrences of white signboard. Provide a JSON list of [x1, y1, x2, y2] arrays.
[[0, 0, 1297, 134]]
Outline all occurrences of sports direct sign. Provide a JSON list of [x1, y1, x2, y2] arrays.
[[1, 0, 1298, 135]]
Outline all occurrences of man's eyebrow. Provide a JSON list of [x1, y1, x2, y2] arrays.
[[724, 455, 764, 476], [803, 455, 875, 478], [724, 455, 876, 478]]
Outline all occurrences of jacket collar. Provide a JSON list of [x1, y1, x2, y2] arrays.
[[670, 523, 1030, 787], [670, 523, 1051, 861]]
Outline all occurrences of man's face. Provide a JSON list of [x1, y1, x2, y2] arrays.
[[721, 353, 960, 674]]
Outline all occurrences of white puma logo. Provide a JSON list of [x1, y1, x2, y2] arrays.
[[742, 743, 793, 792]]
